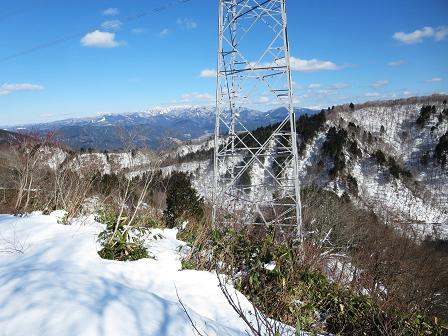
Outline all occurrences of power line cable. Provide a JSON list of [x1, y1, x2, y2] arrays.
[[0, 0, 194, 64], [0, 0, 48, 22]]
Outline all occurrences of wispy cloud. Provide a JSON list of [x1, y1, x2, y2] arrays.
[[81, 30, 124, 48], [101, 20, 122, 31], [177, 18, 198, 30], [372, 79, 389, 87], [425, 77, 442, 83], [435, 26, 448, 41], [199, 68, 216, 78], [330, 83, 349, 89], [387, 60, 405, 66], [180, 92, 214, 103], [316, 89, 339, 96], [393, 26, 448, 44], [290, 57, 340, 72], [258, 96, 270, 104], [131, 28, 145, 35], [302, 83, 349, 100], [365, 92, 380, 97], [158, 28, 169, 37], [303, 105, 324, 110], [102, 8, 119, 16], [0, 83, 44, 96], [39, 113, 54, 119]]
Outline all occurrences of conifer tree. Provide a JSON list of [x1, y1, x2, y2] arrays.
[[164, 172, 203, 228]]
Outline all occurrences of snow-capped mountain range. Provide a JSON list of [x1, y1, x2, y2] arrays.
[[4, 105, 315, 150]]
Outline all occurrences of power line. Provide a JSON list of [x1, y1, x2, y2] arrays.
[[0, 0, 48, 22], [0, 0, 194, 64]]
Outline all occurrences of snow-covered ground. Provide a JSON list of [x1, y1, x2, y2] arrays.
[[71, 151, 154, 175], [0, 213, 295, 336]]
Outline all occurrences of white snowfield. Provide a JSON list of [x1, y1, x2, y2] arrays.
[[0, 213, 295, 336]]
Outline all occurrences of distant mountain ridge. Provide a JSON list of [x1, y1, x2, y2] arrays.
[[0, 129, 29, 145], [4, 106, 316, 150]]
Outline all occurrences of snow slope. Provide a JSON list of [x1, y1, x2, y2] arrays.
[[164, 97, 448, 238], [0, 213, 294, 336]]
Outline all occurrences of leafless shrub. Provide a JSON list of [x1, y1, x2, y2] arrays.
[[176, 177, 448, 334], [96, 146, 162, 242], [46, 152, 100, 222], [351, 208, 448, 320], [0, 224, 28, 255], [0, 133, 57, 213]]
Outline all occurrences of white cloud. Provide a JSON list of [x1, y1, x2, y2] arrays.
[[158, 28, 169, 37], [199, 68, 216, 78], [290, 57, 339, 72], [317, 89, 338, 96], [403, 91, 412, 96], [258, 96, 270, 104], [393, 26, 448, 44], [180, 92, 214, 103], [305, 83, 349, 99], [387, 60, 405, 66], [393, 26, 434, 44], [102, 8, 119, 16], [250, 57, 340, 73], [435, 26, 448, 41], [0, 83, 44, 97], [425, 77, 442, 83], [177, 18, 198, 30], [304, 105, 324, 110], [131, 28, 145, 35], [101, 20, 122, 30], [81, 30, 123, 48], [366, 92, 380, 97], [330, 83, 349, 89], [372, 79, 389, 87]]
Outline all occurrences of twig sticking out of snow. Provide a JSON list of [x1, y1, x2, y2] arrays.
[[175, 284, 207, 336], [0, 225, 28, 255]]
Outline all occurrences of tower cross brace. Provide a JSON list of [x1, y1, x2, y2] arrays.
[[213, 0, 302, 243]]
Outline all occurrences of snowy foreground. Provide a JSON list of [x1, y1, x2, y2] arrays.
[[0, 213, 298, 336]]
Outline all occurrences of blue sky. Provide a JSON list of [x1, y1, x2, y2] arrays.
[[0, 0, 447, 125]]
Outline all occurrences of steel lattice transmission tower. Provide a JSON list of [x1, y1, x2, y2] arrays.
[[213, 0, 303, 242]]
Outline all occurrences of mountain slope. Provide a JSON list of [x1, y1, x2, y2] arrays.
[[162, 95, 448, 238], [5, 106, 316, 151], [0, 129, 28, 145]]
